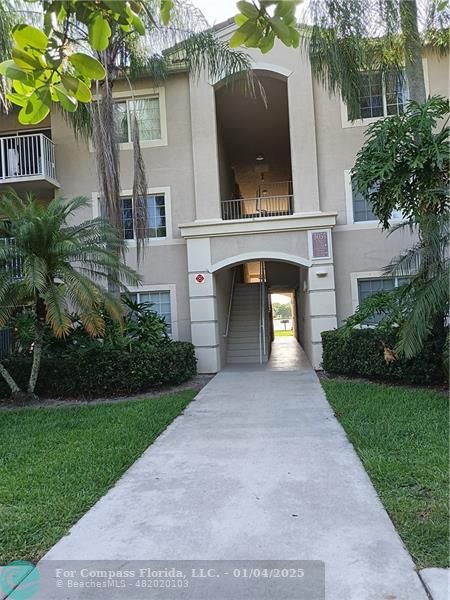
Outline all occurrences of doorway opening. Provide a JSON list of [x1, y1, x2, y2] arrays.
[[271, 291, 296, 338]]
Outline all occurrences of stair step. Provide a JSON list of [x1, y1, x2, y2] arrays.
[[228, 341, 260, 349], [227, 356, 268, 364]]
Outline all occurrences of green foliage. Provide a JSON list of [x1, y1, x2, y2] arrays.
[[352, 96, 450, 228], [0, 1, 165, 122], [231, 1, 301, 53], [0, 0, 254, 124], [0, 193, 138, 337], [0, 389, 195, 562], [0, 341, 197, 399], [321, 327, 447, 385], [343, 288, 406, 333], [1, 20, 107, 124], [272, 302, 292, 319], [0, 192, 140, 396], [344, 212, 449, 359], [322, 379, 449, 568]]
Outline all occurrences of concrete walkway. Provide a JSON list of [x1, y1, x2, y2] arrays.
[[20, 338, 428, 599]]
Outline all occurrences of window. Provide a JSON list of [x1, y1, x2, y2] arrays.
[[349, 70, 408, 121], [113, 96, 161, 143], [350, 176, 403, 223], [352, 178, 378, 222], [357, 277, 406, 324], [121, 194, 167, 240], [129, 290, 172, 333]]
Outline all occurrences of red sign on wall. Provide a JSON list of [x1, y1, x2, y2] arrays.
[[195, 273, 205, 284]]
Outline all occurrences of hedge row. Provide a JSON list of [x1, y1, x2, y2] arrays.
[[0, 342, 197, 399], [321, 328, 446, 385]]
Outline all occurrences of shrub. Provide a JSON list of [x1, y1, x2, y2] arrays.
[[321, 327, 446, 385], [0, 342, 197, 400]]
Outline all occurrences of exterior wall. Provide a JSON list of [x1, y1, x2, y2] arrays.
[[50, 73, 196, 342], [311, 49, 449, 324], [1, 26, 447, 371]]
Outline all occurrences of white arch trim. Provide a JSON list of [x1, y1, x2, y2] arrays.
[[209, 251, 312, 273], [210, 62, 292, 87], [250, 61, 292, 78]]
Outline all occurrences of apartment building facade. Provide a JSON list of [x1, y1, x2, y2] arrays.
[[0, 19, 448, 372]]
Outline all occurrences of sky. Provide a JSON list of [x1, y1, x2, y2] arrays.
[[193, 0, 239, 25]]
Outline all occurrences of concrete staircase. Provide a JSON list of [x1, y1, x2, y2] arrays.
[[227, 283, 266, 364]]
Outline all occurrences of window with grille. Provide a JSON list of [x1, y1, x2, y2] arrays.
[[121, 194, 166, 240], [128, 290, 172, 333], [113, 96, 161, 143], [348, 70, 408, 121]]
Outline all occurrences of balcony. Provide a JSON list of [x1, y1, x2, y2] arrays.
[[221, 181, 294, 221], [0, 132, 59, 189], [221, 195, 294, 220]]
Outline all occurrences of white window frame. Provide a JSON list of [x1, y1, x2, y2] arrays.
[[90, 87, 168, 150], [351, 271, 406, 315], [126, 284, 178, 340], [340, 59, 429, 128], [344, 170, 404, 229], [308, 229, 333, 261], [91, 186, 173, 246]]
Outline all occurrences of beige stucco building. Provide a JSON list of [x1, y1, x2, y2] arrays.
[[1, 20, 448, 372]]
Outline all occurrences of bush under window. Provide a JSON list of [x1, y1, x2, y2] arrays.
[[321, 328, 446, 385]]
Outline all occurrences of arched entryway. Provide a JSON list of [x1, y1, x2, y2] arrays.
[[212, 257, 309, 368]]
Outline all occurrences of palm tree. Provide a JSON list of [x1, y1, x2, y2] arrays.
[[385, 213, 449, 358], [0, 192, 140, 400]]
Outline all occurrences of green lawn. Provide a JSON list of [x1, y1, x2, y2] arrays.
[[0, 390, 196, 564], [321, 379, 449, 568], [274, 330, 293, 336]]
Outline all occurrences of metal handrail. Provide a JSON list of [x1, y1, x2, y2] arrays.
[[224, 268, 236, 338], [221, 194, 294, 221], [0, 133, 57, 182]]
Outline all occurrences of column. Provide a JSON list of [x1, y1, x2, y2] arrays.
[[187, 237, 221, 373], [307, 263, 338, 368]]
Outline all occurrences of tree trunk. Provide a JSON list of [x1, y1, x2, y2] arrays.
[[399, 0, 427, 103], [27, 323, 43, 394], [0, 361, 21, 394]]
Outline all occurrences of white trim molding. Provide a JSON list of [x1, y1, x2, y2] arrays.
[[126, 283, 179, 340], [92, 186, 175, 246], [179, 212, 337, 239], [209, 251, 312, 273]]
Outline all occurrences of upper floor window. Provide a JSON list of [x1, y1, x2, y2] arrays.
[[348, 70, 408, 121], [121, 194, 167, 240], [113, 96, 161, 144], [352, 178, 378, 222], [349, 174, 403, 223]]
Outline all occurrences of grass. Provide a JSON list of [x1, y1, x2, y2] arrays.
[[274, 330, 293, 336], [321, 379, 449, 569], [0, 390, 196, 564]]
